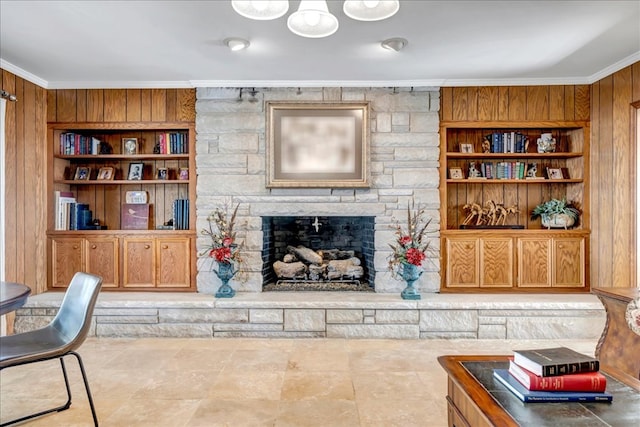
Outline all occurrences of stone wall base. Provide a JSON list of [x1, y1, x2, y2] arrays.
[[14, 292, 606, 340]]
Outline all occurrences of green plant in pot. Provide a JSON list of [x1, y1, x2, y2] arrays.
[[530, 198, 580, 229]]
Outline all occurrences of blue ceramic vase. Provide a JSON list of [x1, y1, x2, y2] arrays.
[[214, 261, 237, 298], [400, 262, 422, 300]]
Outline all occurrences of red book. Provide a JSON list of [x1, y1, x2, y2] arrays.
[[509, 360, 607, 392]]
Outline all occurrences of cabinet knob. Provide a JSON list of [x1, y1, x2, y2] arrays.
[[162, 245, 169, 249], [73, 245, 79, 249], [466, 244, 473, 249], [91, 245, 97, 249], [144, 244, 151, 249], [558, 244, 564, 249]]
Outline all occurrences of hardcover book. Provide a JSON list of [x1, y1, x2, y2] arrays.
[[508, 360, 607, 392], [493, 369, 612, 403], [513, 347, 599, 377]]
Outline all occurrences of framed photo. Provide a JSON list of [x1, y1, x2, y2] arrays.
[[449, 167, 464, 179], [460, 143, 474, 153], [122, 137, 139, 155], [546, 167, 564, 180], [74, 166, 91, 180], [156, 167, 168, 180], [127, 163, 144, 180], [266, 101, 370, 188], [178, 167, 189, 180], [96, 166, 114, 180]]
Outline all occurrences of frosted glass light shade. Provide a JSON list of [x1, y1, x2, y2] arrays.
[[287, 0, 339, 38], [232, 0, 289, 20], [343, 0, 399, 21]]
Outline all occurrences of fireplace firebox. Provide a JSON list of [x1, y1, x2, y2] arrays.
[[261, 216, 375, 291]]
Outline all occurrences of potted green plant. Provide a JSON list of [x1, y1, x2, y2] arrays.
[[530, 198, 580, 229]]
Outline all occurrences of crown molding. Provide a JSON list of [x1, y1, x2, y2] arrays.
[[587, 51, 640, 83], [0, 60, 48, 88], [45, 81, 194, 89]]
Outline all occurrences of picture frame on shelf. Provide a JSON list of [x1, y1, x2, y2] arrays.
[[127, 162, 144, 180], [178, 167, 189, 180], [546, 167, 564, 180], [96, 166, 114, 180], [460, 143, 473, 153], [449, 167, 464, 179], [156, 167, 168, 180], [266, 101, 370, 188], [122, 137, 139, 155], [74, 166, 91, 181]]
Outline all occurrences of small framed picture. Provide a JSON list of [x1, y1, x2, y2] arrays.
[[460, 143, 474, 153], [96, 166, 114, 180], [127, 163, 144, 180], [74, 166, 91, 180], [546, 167, 564, 180], [449, 167, 464, 179], [156, 167, 168, 180], [122, 138, 139, 155], [178, 167, 189, 180]]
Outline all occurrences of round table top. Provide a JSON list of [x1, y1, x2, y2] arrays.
[[0, 281, 31, 316]]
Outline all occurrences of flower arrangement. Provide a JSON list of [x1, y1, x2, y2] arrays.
[[200, 202, 245, 267], [388, 200, 432, 275]]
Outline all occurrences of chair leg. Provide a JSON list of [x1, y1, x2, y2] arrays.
[[0, 353, 98, 427], [0, 357, 72, 427], [69, 351, 99, 427]]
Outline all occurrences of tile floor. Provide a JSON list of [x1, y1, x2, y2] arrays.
[[0, 337, 598, 427]]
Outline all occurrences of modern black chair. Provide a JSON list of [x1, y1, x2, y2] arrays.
[[0, 272, 103, 426]]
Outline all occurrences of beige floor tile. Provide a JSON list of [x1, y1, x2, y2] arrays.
[[357, 397, 449, 427], [133, 369, 219, 400], [276, 400, 360, 427], [353, 372, 432, 401], [103, 398, 200, 427], [209, 371, 285, 400], [225, 348, 291, 372], [188, 399, 280, 426], [281, 371, 355, 401]]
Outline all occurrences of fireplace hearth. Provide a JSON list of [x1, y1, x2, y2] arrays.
[[261, 216, 375, 291]]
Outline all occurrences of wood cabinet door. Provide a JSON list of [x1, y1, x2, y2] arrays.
[[85, 237, 119, 288], [446, 237, 479, 287], [553, 237, 585, 287], [51, 238, 84, 288], [480, 238, 513, 287], [122, 238, 155, 287], [156, 238, 191, 288], [517, 238, 551, 287]]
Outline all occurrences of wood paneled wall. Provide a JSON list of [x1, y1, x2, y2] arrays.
[[591, 62, 640, 288], [440, 85, 590, 122], [47, 89, 196, 123], [1, 69, 48, 294]]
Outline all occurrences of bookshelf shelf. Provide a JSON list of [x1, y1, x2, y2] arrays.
[[47, 122, 196, 292], [440, 120, 590, 293]]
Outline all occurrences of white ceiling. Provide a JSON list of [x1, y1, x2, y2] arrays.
[[1, 1, 639, 89]]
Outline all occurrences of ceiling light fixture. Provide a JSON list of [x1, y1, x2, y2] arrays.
[[224, 37, 250, 51], [343, 0, 399, 21], [381, 37, 407, 52], [287, 1, 339, 38], [231, 0, 289, 20]]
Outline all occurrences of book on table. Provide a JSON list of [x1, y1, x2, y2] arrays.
[[512, 346, 599, 377], [508, 360, 607, 392], [493, 369, 613, 403]]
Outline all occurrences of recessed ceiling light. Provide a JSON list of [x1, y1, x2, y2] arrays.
[[224, 37, 250, 51], [381, 37, 407, 52]]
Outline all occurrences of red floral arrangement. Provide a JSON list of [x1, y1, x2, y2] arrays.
[[388, 200, 432, 274], [201, 202, 245, 266]]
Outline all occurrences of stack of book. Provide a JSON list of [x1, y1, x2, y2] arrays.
[[493, 346, 613, 403]]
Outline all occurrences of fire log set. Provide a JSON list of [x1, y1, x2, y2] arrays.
[[273, 245, 364, 283]]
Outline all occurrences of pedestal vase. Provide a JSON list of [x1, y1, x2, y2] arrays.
[[214, 261, 237, 298], [400, 262, 422, 300]]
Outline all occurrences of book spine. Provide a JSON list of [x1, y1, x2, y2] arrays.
[[522, 394, 612, 403], [509, 362, 607, 392]]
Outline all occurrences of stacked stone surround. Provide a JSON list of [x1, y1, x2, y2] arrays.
[[195, 87, 441, 295], [14, 292, 605, 340]]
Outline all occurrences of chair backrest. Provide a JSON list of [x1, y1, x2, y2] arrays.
[[51, 272, 102, 349]]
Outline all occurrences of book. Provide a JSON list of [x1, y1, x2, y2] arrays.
[[508, 360, 607, 392], [513, 347, 599, 377], [493, 369, 612, 403]]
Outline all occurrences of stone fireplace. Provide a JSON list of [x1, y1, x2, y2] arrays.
[[261, 216, 375, 290], [195, 86, 441, 295]]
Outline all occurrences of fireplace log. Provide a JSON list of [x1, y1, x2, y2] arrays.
[[287, 245, 323, 265], [308, 264, 327, 281], [273, 261, 307, 279], [321, 249, 356, 260], [327, 258, 364, 280]]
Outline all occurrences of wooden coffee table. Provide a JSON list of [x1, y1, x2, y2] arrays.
[[438, 355, 640, 427]]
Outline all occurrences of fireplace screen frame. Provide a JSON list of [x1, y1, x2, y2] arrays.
[[266, 101, 370, 188]]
